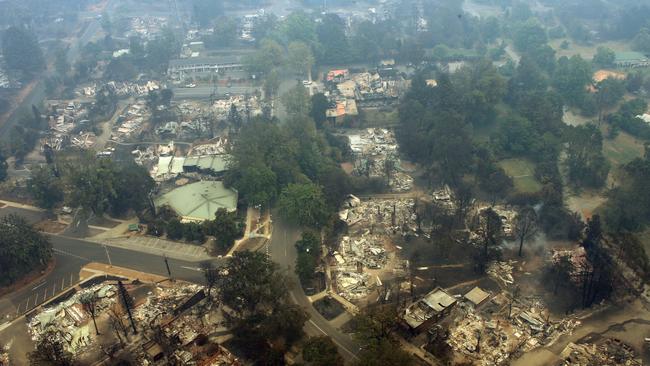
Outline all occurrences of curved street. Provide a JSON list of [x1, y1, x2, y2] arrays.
[[267, 220, 361, 362]]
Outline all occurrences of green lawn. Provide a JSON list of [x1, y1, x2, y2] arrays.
[[498, 158, 543, 193], [548, 39, 631, 60], [602, 130, 645, 167], [360, 109, 399, 127]]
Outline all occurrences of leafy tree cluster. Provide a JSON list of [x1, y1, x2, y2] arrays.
[[0, 214, 52, 286], [1, 26, 45, 78], [148, 207, 244, 248], [226, 84, 351, 228], [215, 251, 308, 363], [604, 146, 650, 232], [28, 153, 154, 217], [564, 124, 610, 188], [607, 99, 650, 140], [294, 231, 320, 284], [350, 304, 415, 366]]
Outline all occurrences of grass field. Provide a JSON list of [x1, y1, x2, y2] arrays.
[[360, 108, 399, 127], [498, 158, 543, 193], [602, 129, 645, 167], [549, 39, 631, 59]]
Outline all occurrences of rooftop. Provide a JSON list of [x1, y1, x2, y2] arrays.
[[464, 286, 490, 306], [169, 55, 244, 68], [403, 287, 456, 329], [615, 51, 647, 62], [154, 181, 238, 221]]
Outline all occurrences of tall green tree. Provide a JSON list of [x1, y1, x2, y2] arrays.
[[2, 26, 45, 76], [28, 166, 65, 210], [0, 214, 52, 286], [553, 55, 593, 107], [203, 208, 244, 252], [288, 41, 315, 79], [278, 182, 328, 228], [0, 151, 7, 182], [303, 336, 344, 366], [282, 81, 311, 117]]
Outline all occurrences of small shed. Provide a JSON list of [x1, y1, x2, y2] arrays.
[[464, 286, 490, 308]]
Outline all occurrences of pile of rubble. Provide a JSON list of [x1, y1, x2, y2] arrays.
[[432, 185, 456, 213], [189, 137, 229, 156], [79, 81, 160, 98], [112, 101, 149, 142], [126, 16, 168, 40], [133, 284, 204, 326], [447, 296, 581, 365], [211, 95, 263, 121], [347, 129, 414, 192], [559, 338, 642, 366], [43, 101, 92, 150], [335, 271, 373, 300], [486, 261, 515, 287], [27, 284, 117, 355], [339, 195, 417, 235], [0, 342, 9, 365], [333, 195, 417, 300]]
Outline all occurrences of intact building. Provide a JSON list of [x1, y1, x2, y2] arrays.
[[154, 181, 238, 222]]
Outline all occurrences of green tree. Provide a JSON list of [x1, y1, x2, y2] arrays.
[[553, 55, 593, 107], [592, 46, 616, 68], [278, 182, 328, 228], [633, 28, 650, 53], [316, 14, 350, 64], [281, 11, 316, 45], [166, 218, 184, 240], [28, 166, 65, 210], [595, 77, 626, 122], [564, 124, 610, 188], [2, 26, 45, 77], [295, 231, 320, 283], [351, 305, 415, 366], [512, 20, 547, 54], [0, 214, 52, 286], [0, 151, 7, 182], [303, 336, 344, 366], [310, 93, 329, 128], [281, 81, 311, 117], [203, 208, 244, 252], [215, 251, 308, 360], [288, 41, 315, 79], [231, 163, 277, 206]]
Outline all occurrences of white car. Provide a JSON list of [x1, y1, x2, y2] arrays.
[[302, 80, 312, 86]]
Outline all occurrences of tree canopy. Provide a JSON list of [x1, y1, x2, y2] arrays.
[[0, 214, 52, 286], [2, 26, 45, 77]]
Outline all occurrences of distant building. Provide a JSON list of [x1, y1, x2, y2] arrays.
[[155, 154, 230, 179], [614, 51, 649, 68], [326, 69, 350, 83], [154, 181, 238, 222], [403, 287, 456, 332], [168, 56, 245, 78], [326, 99, 358, 124]]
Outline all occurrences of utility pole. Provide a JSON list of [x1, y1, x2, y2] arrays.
[[164, 255, 172, 280], [103, 245, 112, 267]]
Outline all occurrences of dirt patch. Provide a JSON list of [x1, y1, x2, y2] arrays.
[[0, 258, 56, 297], [34, 220, 68, 234], [313, 296, 346, 320], [341, 162, 354, 174]]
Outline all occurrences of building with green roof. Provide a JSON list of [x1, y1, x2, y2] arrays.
[[154, 181, 238, 222], [614, 51, 649, 68]]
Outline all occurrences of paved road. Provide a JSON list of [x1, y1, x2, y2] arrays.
[[268, 221, 361, 362], [0, 228, 219, 322]]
